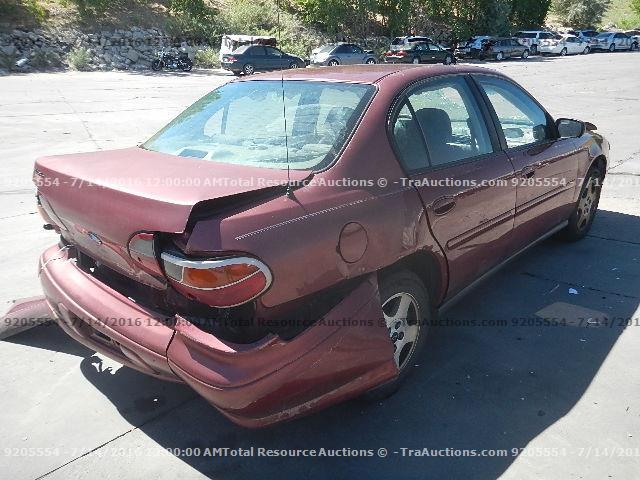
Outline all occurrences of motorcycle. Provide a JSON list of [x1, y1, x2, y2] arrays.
[[151, 48, 193, 72]]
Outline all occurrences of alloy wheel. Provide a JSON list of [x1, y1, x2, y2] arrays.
[[412, 57, 420, 64], [576, 176, 599, 231], [243, 63, 255, 75], [561, 48, 567, 56], [382, 292, 421, 370]]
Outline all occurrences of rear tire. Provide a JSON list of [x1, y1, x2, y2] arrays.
[[560, 47, 567, 56], [558, 165, 603, 241], [328, 59, 339, 66], [609, 43, 616, 52], [412, 56, 420, 64], [366, 58, 376, 64], [583, 46, 590, 54], [444, 54, 453, 65], [242, 63, 255, 75], [522, 49, 530, 59], [531, 44, 538, 55], [151, 59, 163, 71], [496, 51, 504, 61], [363, 271, 431, 400]]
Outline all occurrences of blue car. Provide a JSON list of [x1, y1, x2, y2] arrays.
[[221, 45, 306, 75]]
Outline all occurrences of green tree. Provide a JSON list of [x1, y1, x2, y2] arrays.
[[552, 0, 611, 28], [632, 0, 640, 16]]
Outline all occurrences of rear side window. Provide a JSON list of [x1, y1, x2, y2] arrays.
[[392, 104, 429, 171], [390, 76, 493, 171], [249, 47, 265, 56], [476, 76, 552, 149]]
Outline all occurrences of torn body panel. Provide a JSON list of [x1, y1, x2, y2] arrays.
[[167, 273, 398, 427]]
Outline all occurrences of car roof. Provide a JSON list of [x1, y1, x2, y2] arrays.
[[239, 64, 505, 85]]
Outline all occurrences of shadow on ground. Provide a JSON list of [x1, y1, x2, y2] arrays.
[[8, 209, 639, 479]]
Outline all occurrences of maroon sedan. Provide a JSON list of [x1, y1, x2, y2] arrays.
[[34, 65, 608, 427]]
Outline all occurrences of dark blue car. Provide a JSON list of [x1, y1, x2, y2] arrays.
[[221, 45, 306, 75]]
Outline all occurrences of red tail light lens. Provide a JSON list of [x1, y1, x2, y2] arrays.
[[225, 56, 236, 62], [161, 253, 272, 308], [397, 51, 407, 57]]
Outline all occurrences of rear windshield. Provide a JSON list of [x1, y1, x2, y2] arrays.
[[232, 45, 250, 54], [596, 32, 611, 38], [515, 32, 536, 38], [582, 31, 598, 37], [142, 80, 375, 171]]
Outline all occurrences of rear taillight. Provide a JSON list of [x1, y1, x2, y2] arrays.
[[128, 232, 164, 277], [397, 51, 407, 57], [161, 253, 272, 308], [224, 56, 236, 62]]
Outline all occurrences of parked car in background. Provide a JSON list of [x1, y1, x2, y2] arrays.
[[591, 32, 634, 52], [310, 43, 377, 66], [455, 35, 493, 58], [569, 29, 599, 45], [539, 34, 591, 55], [389, 36, 433, 51], [221, 45, 305, 75], [514, 31, 556, 54], [34, 64, 609, 427], [384, 41, 456, 65], [480, 38, 529, 61], [218, 34, 276, 63], [624, 31, 640, 50]]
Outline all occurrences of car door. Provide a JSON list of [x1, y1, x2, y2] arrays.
[[616, 33, 630, 49], [264, 46, 286, 70], [473, 74, 579, 253], [246, 46, 267, 70], [389, 74, 517, 295], [350, 44, 366, 64], [427, 43, 446, 62], [332, 44, 350, 64]]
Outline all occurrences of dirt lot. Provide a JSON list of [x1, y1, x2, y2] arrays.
[[1, 51, 639, 479]]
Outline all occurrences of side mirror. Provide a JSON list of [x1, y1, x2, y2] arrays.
[[556, 118, 585, 138]]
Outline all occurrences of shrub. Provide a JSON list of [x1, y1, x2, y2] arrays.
[[194, 47, 220, 68], [66, 47, 92, 70]]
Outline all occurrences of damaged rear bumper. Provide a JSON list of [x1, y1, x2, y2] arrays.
[[39, 244, 398, 427]]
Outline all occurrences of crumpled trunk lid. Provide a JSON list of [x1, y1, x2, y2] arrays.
[[35, 147, 305, 287]]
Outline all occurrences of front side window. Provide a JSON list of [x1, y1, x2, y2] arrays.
[[476, 76, 552, 149], [143, 80, 375, 171]]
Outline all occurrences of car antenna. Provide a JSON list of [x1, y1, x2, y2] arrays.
[[276, 0, 294, 198]]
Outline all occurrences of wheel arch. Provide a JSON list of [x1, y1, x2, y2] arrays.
[[378, 250, 446, 307]]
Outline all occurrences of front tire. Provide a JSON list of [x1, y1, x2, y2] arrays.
[[583, 46, 590, 54], [151, 59, 163, 71], [412, 56, 420, 64], [558, 165, 603, 241], [531, 45, 538, 55], [364, 271, 431, 399], [522, 49, 530, 59], [560, 47, 567, 56], [328, 59, 339, 66], [609, 43, 616, 52], [366, 58, 376, 64], [496, 51, 504, 61], [444, 54, 454, 65]]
